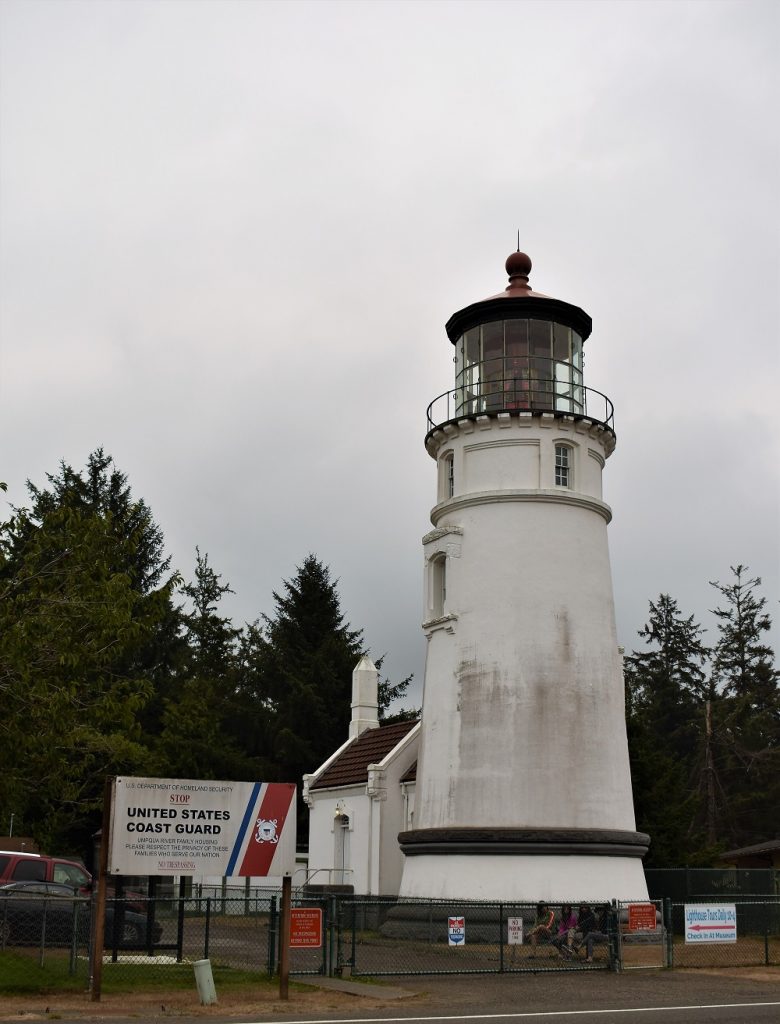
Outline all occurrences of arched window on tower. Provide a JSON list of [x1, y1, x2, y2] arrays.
[[431, 553, 447, 618], [555, 444, 573, 488]]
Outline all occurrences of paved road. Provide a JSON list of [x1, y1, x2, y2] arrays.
[[35, 966, 777, 1024]]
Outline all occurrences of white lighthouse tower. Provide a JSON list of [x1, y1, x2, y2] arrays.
[[398, 250, 649, 902]]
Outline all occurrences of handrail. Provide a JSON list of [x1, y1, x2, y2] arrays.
[[426, 377, 615, 436]]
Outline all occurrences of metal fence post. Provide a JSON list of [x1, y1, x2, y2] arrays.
[[499, 903, 504, 973], [204, 897, 211, 960], [176, 878, 186, 963], [765, 902, 770, 967], [350, 899, 357, 974], [665, 899, 674, 967], [328, 896, 337, 977], [69, 899, 79, 976], [267, 895, 277, 975], [39, 897, 48, 968], [608, 900, 621, 972]]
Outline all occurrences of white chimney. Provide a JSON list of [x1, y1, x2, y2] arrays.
[[350, 655, 379, 738]]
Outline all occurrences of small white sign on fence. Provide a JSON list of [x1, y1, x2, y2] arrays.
[[448, 916, 465, 946], [684, 904, 737, 943], [507, 917, 524, 945]]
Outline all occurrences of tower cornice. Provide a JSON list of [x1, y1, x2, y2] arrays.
[[430, 488, 613, 525], [425, 411, 616, 457]]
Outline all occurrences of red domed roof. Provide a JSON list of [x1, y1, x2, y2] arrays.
[[445, 249, 592, 343]]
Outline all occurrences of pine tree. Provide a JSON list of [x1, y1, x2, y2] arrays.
[[253, 555, 364, 844], [708, 567, 779, 847], [0, 452, 184, 853], [624, 594, 710, 865], [154, 550, 257, 779], [21, 449, 170, 593], [0, 504, 176, 852], [375, 655, 418, 723]]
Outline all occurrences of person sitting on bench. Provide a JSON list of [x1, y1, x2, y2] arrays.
[[527, 901, 556, 956]]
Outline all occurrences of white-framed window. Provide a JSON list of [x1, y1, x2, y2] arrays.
[[555, 444, 572, 488], [439, 451, 455, 502]]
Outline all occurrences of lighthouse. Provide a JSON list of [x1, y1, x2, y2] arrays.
[[397, 251, 649, 902]]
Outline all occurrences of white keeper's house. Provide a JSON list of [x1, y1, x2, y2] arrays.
[[303, 656, 419, 895]]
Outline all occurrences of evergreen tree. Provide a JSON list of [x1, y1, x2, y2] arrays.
[[155, 550, 257, 780], [7, 450, 185, 734], [253, 555, 364, 843], [0, 504, 175, 853], [708, 567, 779, 847], [375, 655, 418, 722], [21, 449, 170, 593], [624, 594, 710, 865], [0, 453, 181, 854]]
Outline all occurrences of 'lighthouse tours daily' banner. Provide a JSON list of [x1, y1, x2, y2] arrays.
[[108, 777, 297, 877]]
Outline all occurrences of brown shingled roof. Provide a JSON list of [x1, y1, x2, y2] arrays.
[[400, 760, 417, 783], [310, 719, 418, 790]]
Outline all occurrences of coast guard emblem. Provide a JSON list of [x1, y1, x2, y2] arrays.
[[255, 818, 279, 844]]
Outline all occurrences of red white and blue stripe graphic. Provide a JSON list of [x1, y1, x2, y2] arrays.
[[226, 782, 296, 877]]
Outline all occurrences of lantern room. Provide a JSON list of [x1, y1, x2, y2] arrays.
[[428, 250, 613, 437]]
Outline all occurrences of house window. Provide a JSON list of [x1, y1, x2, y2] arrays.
[[446, 454, 454, 498], [555, 444, 572, 488]]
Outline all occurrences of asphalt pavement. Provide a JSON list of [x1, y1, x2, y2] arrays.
[[5, 966, 776, 1024]]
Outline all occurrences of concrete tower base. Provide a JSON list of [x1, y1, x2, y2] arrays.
[[400, 852, 648, 903], [399, 827, 650, 901]]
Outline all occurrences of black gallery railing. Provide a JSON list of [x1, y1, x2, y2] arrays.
[[427, 378, 615, 435]]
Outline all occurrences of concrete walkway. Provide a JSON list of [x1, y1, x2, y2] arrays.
[[291, 974, 417, 1000]]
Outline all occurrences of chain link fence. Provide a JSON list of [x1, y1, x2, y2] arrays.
[[335, 898, 615, 976], [2, 888, 779, 992], [665, 897, 780, 968]]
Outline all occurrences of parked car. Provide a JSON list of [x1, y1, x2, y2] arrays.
[[0, 851, 91, 893], [0, 851, 147, 912], [0, 881, 162, 948]]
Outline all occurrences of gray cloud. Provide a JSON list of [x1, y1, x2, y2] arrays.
[[1, 0, 777, 703]]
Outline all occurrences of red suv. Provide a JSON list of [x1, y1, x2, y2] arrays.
[[0, 851, 91, 893]]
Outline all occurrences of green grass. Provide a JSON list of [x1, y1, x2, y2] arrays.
[[0, 951, 277, 996], [0, 951, 87, 995]]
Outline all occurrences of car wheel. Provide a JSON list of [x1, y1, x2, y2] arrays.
[[122, 921, 143, 946]]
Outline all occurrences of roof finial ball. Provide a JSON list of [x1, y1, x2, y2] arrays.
[[505, 249, 532, 283]]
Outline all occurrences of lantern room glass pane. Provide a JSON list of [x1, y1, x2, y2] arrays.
[[465, 328, 480, 366], [553, 323, 571, 362], [530, 320, 552, 358], [505, 319, 528, 358], [572, 333, 583, 371]]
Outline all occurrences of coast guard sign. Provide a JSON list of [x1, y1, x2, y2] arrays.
[[109, 777, 296, 877]]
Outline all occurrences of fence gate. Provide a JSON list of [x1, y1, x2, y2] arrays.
[[617, 900, 666, 969]]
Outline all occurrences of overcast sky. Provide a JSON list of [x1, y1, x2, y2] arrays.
[[1, 0, 778, 708]]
